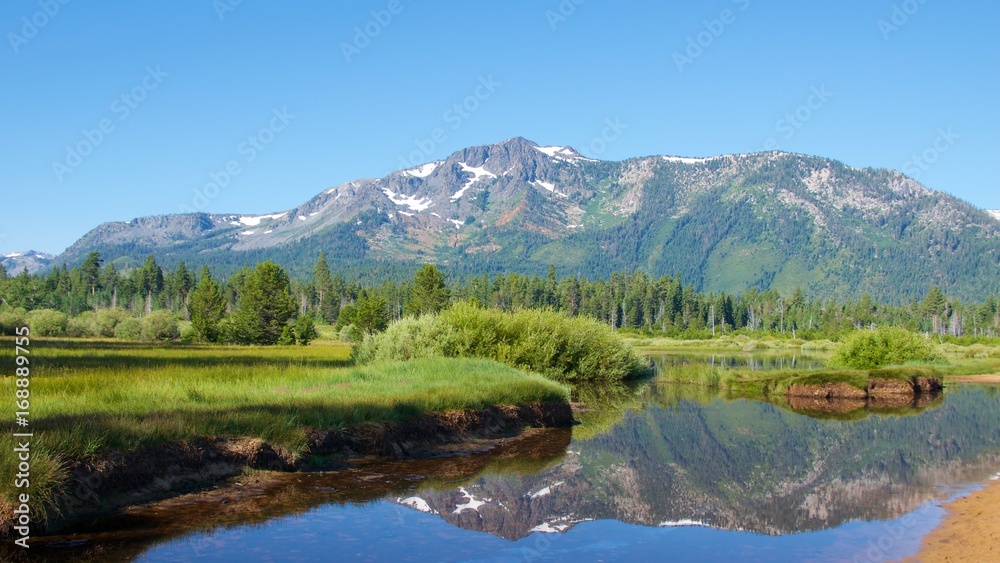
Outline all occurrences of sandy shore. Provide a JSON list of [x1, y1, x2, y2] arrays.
[[902, 478, 1000, 562]]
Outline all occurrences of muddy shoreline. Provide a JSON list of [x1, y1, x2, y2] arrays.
[[2, 402, 574, 539]]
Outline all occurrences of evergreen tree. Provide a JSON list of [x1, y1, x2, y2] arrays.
[[230, 261, 296, 345], [353, 294, 389, 334], [137, 255, 164, 314], [408, 264, 450, 316], [188, 266, 226, 342], [80, 252, 103, 296], [294, 315, 318, 345], [313, 252, 333, 301]]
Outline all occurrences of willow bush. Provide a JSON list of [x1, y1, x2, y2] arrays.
[[353, 302, 650, 382]]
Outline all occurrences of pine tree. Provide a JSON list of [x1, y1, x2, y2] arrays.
[[408, 264, 450, 316], [80, 252, 103, 297], [137, 256, 164, 315], [313, 252, 333, 301], [230, 261, 296, 344], [294, 315, 318, 345], [188, 266, 226, 342], [354, 294, 389, 334]]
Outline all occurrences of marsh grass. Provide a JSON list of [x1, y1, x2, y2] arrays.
[[0, 337, 569, 524]]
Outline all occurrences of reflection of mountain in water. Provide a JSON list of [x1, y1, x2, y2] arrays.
[[397, 386, 1000, 539]]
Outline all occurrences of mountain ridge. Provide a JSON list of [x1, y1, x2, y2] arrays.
[[50, 137, 1000, 301]]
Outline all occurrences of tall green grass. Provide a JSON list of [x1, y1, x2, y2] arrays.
[[353, 302, 651, 382], [0, 337, 569, 525]]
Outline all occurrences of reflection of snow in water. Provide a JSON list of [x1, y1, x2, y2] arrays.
[[398, 496, 436, 514], [453, 487, 489, 514]]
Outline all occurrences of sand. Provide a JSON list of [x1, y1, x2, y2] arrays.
[[902, 479, 1000, 562]]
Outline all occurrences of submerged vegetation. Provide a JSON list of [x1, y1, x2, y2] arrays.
[[353, 301, 651, 382]]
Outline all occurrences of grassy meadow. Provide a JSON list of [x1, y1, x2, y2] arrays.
[[0, 336, 570, 522]]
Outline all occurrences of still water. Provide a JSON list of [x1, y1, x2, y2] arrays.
[[24, 356, 1000, 562]]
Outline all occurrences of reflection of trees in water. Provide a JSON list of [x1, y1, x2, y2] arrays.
[[649, 352, 827, 372], [406, 385, 1000, 540], [13, 387, 1000, 559]]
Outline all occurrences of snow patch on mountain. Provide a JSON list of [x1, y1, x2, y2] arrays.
[[383, 188, 434, 212], [987, 210, 1000, 221], [237, 212, 287, 226], [534, 145, 596, 163], [532, 180, 567, 198], [451, 163, 496, 200], [404, 161, 442, 178], [662, 156, 718, 165]]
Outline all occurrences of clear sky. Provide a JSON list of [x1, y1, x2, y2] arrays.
[[2, 1, 997, 254]]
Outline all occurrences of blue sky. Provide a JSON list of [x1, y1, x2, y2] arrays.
[[2, 1, 997, 254]]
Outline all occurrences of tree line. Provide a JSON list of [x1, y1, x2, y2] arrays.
[[1, 252, 998, 343]]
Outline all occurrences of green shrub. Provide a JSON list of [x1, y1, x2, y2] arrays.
[[354, 302, 650, 382], [179, 325, 198, 344], [27, 309, 68, 337], [338, 324, 363, 343], [0, 305, 28, 336], [114, 318, 144, 341], [828, 326, 942, 369], [66, 312, 98, 338], [141, 310, 180, 341], [95, 308, 130, 337]]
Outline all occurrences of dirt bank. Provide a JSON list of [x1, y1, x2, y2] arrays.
[[2, 402, 574, 538], [787, 377, 943, 399], [902, 478, 1000, 562], [784, 377, 943, 414]]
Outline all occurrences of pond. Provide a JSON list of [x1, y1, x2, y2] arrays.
[[18, 356, 1000, 562]]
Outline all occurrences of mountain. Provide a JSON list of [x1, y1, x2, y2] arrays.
[[2, 250, 54, 275], [52, 137, 1000, 301]]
